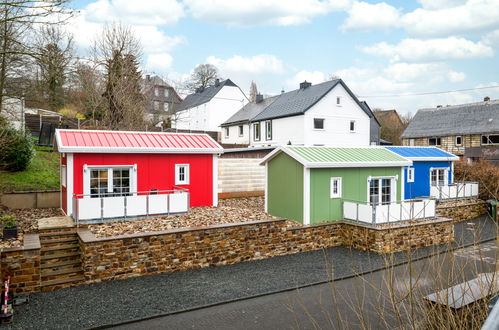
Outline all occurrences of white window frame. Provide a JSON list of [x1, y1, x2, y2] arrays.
[[482, 134, 499, 145], [265, 120, 272, 140], [163, 102, 169, 112], [175, 164, 190, 185], [61, 165, 67, 187], [83, 165, 137, 198], [253, 122, 261, 141], [153, 100, 160, 111], [407, 167, 415, 183], [238, 125, 244, 137], [349, 120, 356, 133], [224, 127, 229, 138], [367, 176, 397, 206], [428, 137, 441, 146], [455, 136, 462, 146], [330, 177, 342, 198], [313, 118, 325, 130], [154, 87, 159, 96], [430, 167, 448, 187], [409, 139, 415, 146]]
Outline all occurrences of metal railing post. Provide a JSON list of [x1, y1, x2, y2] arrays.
[[356, 203, 359, 222], [400, 201, 403, 221], [387, 204, 390, 223], [124, 195, 127, 220], [100, 197, 104, 221], [146, 195, 149, 216], [423, 200, 426, 218], [167, 193, 170, 215], [372, 204, 376, 225]]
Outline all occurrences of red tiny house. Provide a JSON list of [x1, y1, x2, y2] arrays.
[[55, 130, 222, 222]]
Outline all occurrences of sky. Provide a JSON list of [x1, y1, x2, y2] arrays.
[[67, 0, 499, 115]]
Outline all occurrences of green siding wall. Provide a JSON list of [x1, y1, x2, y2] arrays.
[[309, 167, 402, 224], [267, 152, 304, 222]]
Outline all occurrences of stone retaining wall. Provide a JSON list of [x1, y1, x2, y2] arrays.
[[0, 190, 60, 209], [78, 217, 453, 284], [436, 199, 487, 222], [0, 234, 41, 293]]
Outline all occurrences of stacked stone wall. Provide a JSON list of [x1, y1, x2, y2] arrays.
[[436, 199, 487, 222]]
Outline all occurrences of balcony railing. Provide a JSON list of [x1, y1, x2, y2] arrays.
[[343, 198, 436, 225], [430, 182, 479, 200], [72, 187, 190, 225]]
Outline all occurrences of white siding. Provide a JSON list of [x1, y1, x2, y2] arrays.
[[221, 124, 250, 145], [250, 115, 304, 146], [218, 158, 265, 193]]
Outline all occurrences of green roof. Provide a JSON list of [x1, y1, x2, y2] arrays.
[[261, 146, 412, 168]]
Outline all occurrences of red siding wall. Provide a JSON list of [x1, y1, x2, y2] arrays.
[[71, 153, 214, 207], [61, 153, 67, 214]]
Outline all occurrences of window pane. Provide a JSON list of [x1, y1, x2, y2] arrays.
[[314, 118, 324, 129], [490, 135, 499, 144], [370, 179, 380, 205], [381, 179, 391, 205]]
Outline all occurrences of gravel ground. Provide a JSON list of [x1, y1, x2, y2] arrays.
[[0, 207, 63, 249], [6, 215, 497, 330], [89, 197, 297, 238]]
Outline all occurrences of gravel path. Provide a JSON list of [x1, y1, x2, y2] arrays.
[[6, 215, 497, 330]]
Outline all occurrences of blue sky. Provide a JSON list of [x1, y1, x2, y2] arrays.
[[68, 0, 499, 114]]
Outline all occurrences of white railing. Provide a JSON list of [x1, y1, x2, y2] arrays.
[[343, 198, 436, 225], [72, 187, 189, 225], [430, 182, 479, 200]]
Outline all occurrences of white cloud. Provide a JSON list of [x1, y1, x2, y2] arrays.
[[185, 0, 351, 27], [285, 70, 328, 90], [483, 29, 499, 47], [341, 1, 401, 32], [85, 0, 184, 25], [416, 0, 467, 10], [361, 37, 494, 62], [132, 26, 185, 54], [206, 54, 285, 74], [145, 53, 173, 75]]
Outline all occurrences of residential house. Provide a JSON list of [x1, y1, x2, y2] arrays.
[[220, 94, 278, 146], [141, 75, 182, 126], [374, 109, 404, 145], [260, 146, 436, 225], [173, 79, 249, 133], [385, 147, 477, 200], [1, 97, 62, 130], [240, 80, 380, 147], [55, 129, 223, 223], [401, 98, 499, 165]]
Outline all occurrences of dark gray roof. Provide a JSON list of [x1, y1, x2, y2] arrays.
[[175, 79, 239, 112], [221, 95, 279, 127], [402, 100, 499, 138]]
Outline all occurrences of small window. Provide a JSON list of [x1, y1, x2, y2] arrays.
[[224, 127, 229, 138], [314, 118, 325, 130], [253, 123, 261, 141], [409, 139, 415, 146], [61, 165, 67, 187], [455, 136, 462, 146], [154, 87, 159, 97], [330, 177, 342, 198], [164, 89, 169, 97], [265, 120, 272, 140], [175, 164, 189, 185], [153, 101, 160, 111], [428, 137, 441, 146], [407, 167, 415, 183], [336, 97, 341, 105], [238, 125, 244, 136], [163, 102, 169, 112], [349, 120, 355, 132]]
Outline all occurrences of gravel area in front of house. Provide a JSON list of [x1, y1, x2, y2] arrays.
[[7, 215, 497, 330], [89, 197, 297, 237], [0, 207, 63, 249]]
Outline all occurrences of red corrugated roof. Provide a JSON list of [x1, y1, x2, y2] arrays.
[[55, 130, 223, 154]]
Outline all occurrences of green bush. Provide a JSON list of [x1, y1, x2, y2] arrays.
[[0, 127, 34, 171], [1, 215, 16, 228]]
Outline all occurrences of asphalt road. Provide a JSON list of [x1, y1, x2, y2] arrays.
[[113, 240, 499, 330]]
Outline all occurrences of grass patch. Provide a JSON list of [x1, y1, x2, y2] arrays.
[[0, 150, 59, 192]]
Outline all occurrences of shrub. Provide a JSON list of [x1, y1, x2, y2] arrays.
[[0, 127, 34, 171], [1, 215, 16, 228], [454, 160, 499, 200]]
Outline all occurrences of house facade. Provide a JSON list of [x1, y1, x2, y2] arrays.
[[222, 80, 380, 148], [374, 109, 404, 145], [173, 79, 248, 133], [259, 146, 434, 225], [55, 129, 222, 223], [401, 98, 499, 165], [141, 75, 182, 125]]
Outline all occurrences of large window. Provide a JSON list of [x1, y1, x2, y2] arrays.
[[482, 134, 499, 145], [369, 178, 392, 205], [253, 123, 261, 141], [330, 178, 342, 198], [314, 118, 324, 130], [89, 168, 130, 198], [175, 164, 190, 185], [265, 120, 272, 140], [428, 137, 441, 146], [431, 168, 446, 186]]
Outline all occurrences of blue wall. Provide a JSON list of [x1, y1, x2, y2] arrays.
[[404, 160, 453, 199]]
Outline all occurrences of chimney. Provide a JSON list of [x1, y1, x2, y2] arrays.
[[484, 96, 490, 102], [299, 80, 312, 89], [195, 86, 204, 93], [281, 89, 285, 94], [436, 105, 442, 108], [255, 94, 264, 103], [146, 74, 151, 81], [214, 79, 220, 87]]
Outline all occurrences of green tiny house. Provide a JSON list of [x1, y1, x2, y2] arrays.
[[261, 146, 412, 225]]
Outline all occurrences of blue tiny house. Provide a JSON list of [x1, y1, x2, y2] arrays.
[[386, 147, 459, 199]]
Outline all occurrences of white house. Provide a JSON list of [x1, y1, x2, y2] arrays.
[[172, 79, 248, 133], [221, 79, 380, 147]]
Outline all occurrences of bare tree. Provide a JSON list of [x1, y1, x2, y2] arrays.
[[249, 81, 258, 102], [92, 23, 146, 130], [72, 62, 106, 122], [185, 63, 221, 93]]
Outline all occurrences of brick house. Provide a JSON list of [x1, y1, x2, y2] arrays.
[[401, 98, 499, 165]]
